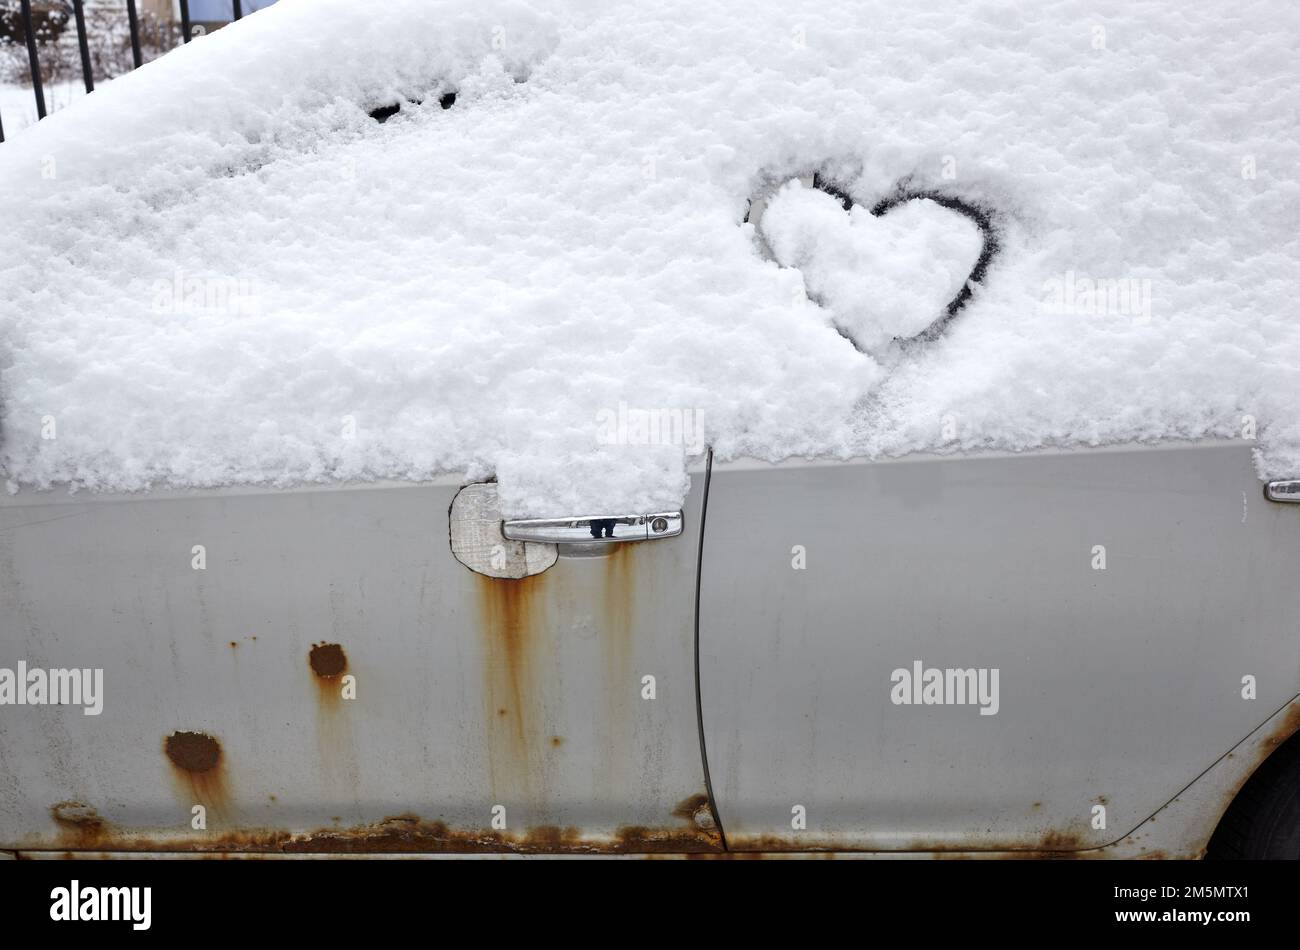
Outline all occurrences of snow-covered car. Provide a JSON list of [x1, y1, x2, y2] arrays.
[[1, 0, 1298, 858]]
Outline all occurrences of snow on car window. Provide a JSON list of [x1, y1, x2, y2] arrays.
[[0, 0, 1296, 516]]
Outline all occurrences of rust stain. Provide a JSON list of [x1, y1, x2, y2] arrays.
[[267, 817, 715, 855], [603, 542, 636, 636], [1217, 702, 1300, 815], [727, 826, 1095, 858], [51, 801, 108, 848], [30, 812, 723, 855], [51, 801, 104, 829], [1035, 830, 1085, 852], [701, 704, 1300, 861], [679, 851, 837, 860], [610, 825, 720, 853], [602, 544, 637, 792], [309, 642, 350, 715], [671, 792, 717, 834], [1257, 701, 1300, 759], [724, 835, 838, 855], [477, 573, 547, 800], [41, 769, 722, 857], [717, 840, 1103, 860], [163, 731, 230, 812], [550, 735, 565, 747], [1210, 699, 1300, 843], [307, 642, 360, 799]]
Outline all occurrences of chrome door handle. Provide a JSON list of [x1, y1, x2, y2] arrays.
[[502, 512, 683, 543], [1266, 480, 1300, 503]]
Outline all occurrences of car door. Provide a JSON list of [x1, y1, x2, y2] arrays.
[[0, 473, 718, 854], [698, 440, 1300, 852]]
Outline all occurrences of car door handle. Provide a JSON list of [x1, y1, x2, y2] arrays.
[[1266, 480, 1300, 503], [502, 511, 683, 543]]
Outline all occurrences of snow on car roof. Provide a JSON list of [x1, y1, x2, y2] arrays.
[[1, 0, 1297, 515]]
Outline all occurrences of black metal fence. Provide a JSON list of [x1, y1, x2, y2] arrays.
[[1, 0, 247, 144]]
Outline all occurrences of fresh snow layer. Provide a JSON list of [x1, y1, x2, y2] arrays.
[[1, 0, 1297, 516], [758, 185, 984, 349]]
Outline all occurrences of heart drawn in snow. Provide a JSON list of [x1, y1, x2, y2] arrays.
[[750, 176, 997, 352]]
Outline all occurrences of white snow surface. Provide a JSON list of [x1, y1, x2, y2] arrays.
[[759, 185, 984, 349], [1, 0, 1297, 516]]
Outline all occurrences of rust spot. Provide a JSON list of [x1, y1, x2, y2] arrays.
[[309, 643, 348, 678], [165, 731, 221, 773], [309, 641, 351, 723], [550, 735, 564, 747], [51, 801, 103, 829], [671, 792, 716, 832], [164, 731, 230, 813], [229, 641, 238, 649], [51, 801, 108, 848]]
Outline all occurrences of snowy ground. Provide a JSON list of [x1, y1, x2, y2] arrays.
[[0, 0, 1297, 516]]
